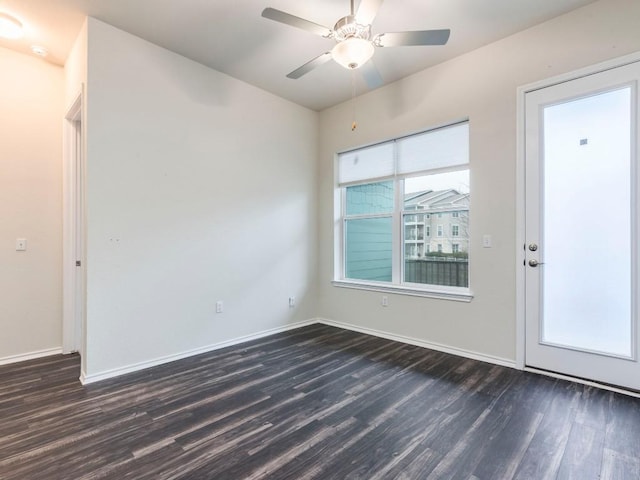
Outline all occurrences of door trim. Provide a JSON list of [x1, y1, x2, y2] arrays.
[[516, 51, 640, 371], [62, 90, 85, 355]]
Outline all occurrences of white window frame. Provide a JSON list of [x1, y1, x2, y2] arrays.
[[437, 225, 444, 237], [332, 121, 472, 302], [452, 224, 459, 237]]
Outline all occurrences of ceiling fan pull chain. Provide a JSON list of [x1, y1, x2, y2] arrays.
[[351, 69, 357, 131]]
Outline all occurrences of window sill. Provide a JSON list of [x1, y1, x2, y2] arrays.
[[331, 280, 474, 302]]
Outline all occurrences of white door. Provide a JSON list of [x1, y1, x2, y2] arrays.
[[63, 95, 84, 355], [73, 118, 84, 354], [525, 61, 640, 390]]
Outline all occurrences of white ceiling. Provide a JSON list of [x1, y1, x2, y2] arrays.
[[0, 0, 598, 111]]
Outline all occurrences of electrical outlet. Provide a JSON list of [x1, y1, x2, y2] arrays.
[[381, 296, 389, 307], [216, 300, 224, 313], [288, 296, 295, 308]]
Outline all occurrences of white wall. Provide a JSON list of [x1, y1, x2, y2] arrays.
[[0, 47, 64, 362], [83, 18, 318, 379], [317, 0, 640, 363]]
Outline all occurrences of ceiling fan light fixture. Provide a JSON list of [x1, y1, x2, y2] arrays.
[[331, 37, 374, 70], [0, 12, 23, 39]]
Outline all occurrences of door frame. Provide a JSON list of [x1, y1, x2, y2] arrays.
[[516, 51, 640, 373], [62, 89, 85, 355]]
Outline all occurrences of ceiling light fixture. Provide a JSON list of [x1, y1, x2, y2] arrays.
[[331, 37, 374, 70], [31, 45, 49, 57], [0, 12, 24, 39]]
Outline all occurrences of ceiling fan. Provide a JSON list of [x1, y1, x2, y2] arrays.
[[261, 0, 450, 89]]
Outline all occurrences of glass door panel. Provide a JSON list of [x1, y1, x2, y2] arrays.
[[542, 88, 632, 357]]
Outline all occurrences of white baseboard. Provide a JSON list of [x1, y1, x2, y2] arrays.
[[80, 316, 517, 385], [0, 347, 63, 366], [317, 318, 517, 369], [80, 319, 318, 385]]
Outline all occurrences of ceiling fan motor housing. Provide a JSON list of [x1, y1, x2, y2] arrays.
[[333, 15, 371, 42]]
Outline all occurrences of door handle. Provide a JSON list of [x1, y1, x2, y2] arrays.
[[528, 259, 544, 267]]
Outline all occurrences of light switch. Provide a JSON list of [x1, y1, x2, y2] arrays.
[[16, 238, 27, 251], [482, 234, 492, 248]]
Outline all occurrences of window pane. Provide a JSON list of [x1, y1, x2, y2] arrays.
[[346, 181, 394, 216], [339, 142, 395, 184], [345, 217, 392, 282], [403, 171, 469, 287]]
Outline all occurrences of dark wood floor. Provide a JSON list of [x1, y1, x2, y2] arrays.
[[1, 324, 640, 479]]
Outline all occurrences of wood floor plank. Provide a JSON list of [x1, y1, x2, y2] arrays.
[[600, 448, 640, 480], [512, 380, 582, 480], [604, 392, 640, 459], [1, 324, 640, 480], [556, 423, 605, 480]]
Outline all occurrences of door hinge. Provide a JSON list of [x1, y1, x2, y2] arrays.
[[76, 260, 81, 267]]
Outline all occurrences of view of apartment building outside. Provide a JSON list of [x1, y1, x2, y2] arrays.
[[404, 189, 470, 258]]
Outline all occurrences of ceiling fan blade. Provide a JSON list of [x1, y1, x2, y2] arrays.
[[361, 60, 383, 90], [355, 0, 384, 25], [375, 29, 450, 47], [287, 52, 333, 79], [262, 8, 333, 38]]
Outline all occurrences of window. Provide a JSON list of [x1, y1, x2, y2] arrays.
[[335, 121, 470, 297], [438, 213, 443, 218], [452, 244, 460, 253], [452, 211, 459, 218]]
